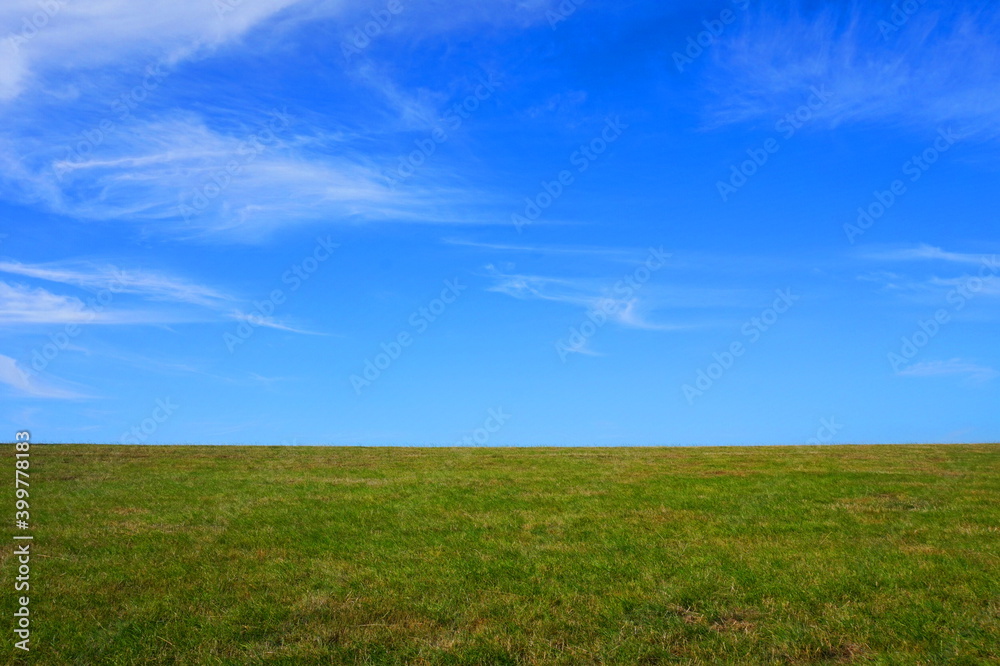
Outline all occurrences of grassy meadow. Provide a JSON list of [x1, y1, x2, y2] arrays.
[[3, 443, 999, 664]]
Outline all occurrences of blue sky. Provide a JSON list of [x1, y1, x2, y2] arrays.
[[1, 0, 998, 445]]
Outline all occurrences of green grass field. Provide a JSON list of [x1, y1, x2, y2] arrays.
[[4, 444, 999, 664]]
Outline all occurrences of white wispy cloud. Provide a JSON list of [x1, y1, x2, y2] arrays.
[[486, 265, 756, 310], [864, 245, 998, 265], [897, 359, 998, 383], [2, 114, 499, 240], [0, 260, 337, 336], [0, 259, 231, 328], [485, 268, 700, 332], [247, 372, 292, 384], [351, 63, 446, 131], [486, 272, 599, 307], [0, 353, 83, 398], [858, 246, 1000, 302], [0, 0, 567, 105], [0, 281, 96, 324], [0, 259, 241, 326], [0, 260, 234, 308], [337, 0, 562, 38], [0, 0, 544, 242], [0, 0, 328, 101], [558, 338, 603, 358], [614, 299, 693, 332], [927, 275, 1000, 298], [0, 0, 578, 242], [227, 311, 328, 336], [705, 4, 1000, 138], [0, 279, 221, 325], [443, 238, 647, 262]]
